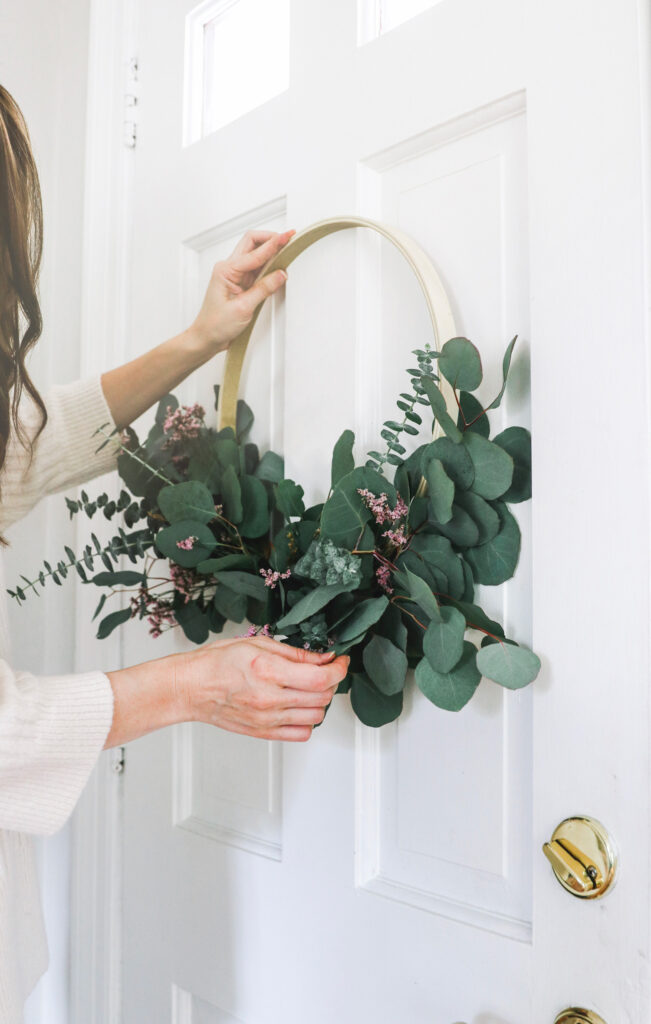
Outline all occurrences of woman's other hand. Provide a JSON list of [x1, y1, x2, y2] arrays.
[[176, 636, 348, 742], [189, 228, 295, 356], [104, 635, 350, 748]]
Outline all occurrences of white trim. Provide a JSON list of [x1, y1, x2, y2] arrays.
[[70, 0, 138, 1020]]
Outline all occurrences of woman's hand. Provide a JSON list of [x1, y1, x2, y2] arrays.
[[176, 636, 349, 741], [104, 635, 349, 748], [189, 228, 295, 357]]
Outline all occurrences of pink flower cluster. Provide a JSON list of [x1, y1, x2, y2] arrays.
[[357, 489, 408, 525], [242, 623, 273, 638], [170, 564, 198, 604], [162, 403, 205, 445], [376, 564, 394, 594], [130, 586, 176, 639], [382, 526, 407, 549], [176, 535, 198, 551], [260, 568, 292, 589]]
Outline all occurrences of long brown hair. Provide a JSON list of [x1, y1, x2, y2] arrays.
[[0, 84, 47, 530]]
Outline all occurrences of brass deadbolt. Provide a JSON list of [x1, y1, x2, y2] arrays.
[[543, 816, 617, 899], [554, 1010, 608, 1024]]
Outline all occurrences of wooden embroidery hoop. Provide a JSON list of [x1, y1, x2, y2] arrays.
[[217, 215, 458, 434]]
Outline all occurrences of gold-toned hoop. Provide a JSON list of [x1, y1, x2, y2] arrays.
[[217, 215, 458, 433]]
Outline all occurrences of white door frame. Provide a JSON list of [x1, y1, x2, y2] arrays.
[[70, 0, 137, 1020]]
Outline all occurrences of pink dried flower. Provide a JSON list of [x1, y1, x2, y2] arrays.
[[176, 535, 198, 551], [260, 568, 292, 589], [130, 585, 177, 638], [382, 526, 407, 548], [376, 564, 394, 594], [162, 403, 205, 445], [240, 623, 273, 638], [357, 488, 408, 526], [170, 564, 199, 603]]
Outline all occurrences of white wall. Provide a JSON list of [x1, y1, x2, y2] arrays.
[[0, 1, 92, 1021]]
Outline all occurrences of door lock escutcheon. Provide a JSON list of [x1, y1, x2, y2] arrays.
[[543, 816, 617, 898], [554, 1010, 608, 1024]]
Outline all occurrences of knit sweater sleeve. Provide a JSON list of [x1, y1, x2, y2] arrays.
[[0, 375, 121, 835], [0, 374, 120, 531]]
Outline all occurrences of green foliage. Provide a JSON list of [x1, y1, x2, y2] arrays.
[[11, 332, 538, 725]]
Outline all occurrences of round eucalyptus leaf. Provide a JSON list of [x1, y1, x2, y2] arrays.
[[424, 437, 474, 490], [476, 641, 541, 689], [350, 673, 403, 727], [454, 491, 500, 544], [438, 337, 483, 391], [155, 520, 217, 567], [362, 634, 408, 695], [158, 481, 216, 525], [423, 606, 467, 673], [463, 432, 514, 500], [466, 503, 521, 585], [493, 426, 531, 503], [415, 641, 481, 711]]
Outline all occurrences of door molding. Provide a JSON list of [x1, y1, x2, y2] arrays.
[[70, 0, 138, 1020]]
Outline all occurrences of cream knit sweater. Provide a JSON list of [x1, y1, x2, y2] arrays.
[[0, 375, 120, 1022]]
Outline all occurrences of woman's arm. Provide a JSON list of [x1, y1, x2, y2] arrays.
[[101, 229, 292, 429], [104, 636, 348, 748]]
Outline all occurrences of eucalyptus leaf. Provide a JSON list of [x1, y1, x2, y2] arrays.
[[216, 571, 267, 600], [454, 491, 500, 544], [332, 429, 355, 489], [457, 391, 490, 437], [415, 641, 481, 711], [277, 583, 357, 629], [239, 475, 270, 538], [221, 465, 243, 523], [466, 503, 521, 585], [487, 336, 517, 410], [423, 606, 467, 673], [155, 520, 216, 567], [362, 634, 408, 695], [91, 570, 145, 587], [432, 504, 480, 549], [350, 672, 403, 727], [463, 432, 514, 500], [158, 481, 216, 525], [274, 479, 305, 518], [425, 458, 455, 524], [213, 584, 247, 623], [255, 450, 285, 483], [423, 438, 474, 490], [493, 426, 531, 503], [476, 641, 541, 689], [421, 377, 463, 443], [96, 606, 132, 640], [400, 567, 442, 622], [175, 601, 210, 644], [335, 596, 389, 644], [197, 554, 253, 574], [438, 337, 483, 391]]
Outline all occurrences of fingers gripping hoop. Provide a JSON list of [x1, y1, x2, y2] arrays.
[[217, 215, 458, 433]]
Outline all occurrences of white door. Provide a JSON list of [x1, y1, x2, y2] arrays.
[[113, 1, 651, 1021]]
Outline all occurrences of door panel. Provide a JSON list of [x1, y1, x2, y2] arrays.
[[117, 1, 651, 1021]]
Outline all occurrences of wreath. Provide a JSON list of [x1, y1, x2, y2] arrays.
[[10, 218, 540, 727]]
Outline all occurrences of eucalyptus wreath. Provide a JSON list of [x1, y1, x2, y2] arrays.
[[10, 336, 540, 726]]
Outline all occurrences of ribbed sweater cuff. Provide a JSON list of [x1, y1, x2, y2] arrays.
[[51, 375, 121, 483], [1, 670, 115, 836]]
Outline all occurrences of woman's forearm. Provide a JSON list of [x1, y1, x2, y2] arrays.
[[104, 652, 187, 748], [100, 328, 209, 431], [100, 229, 293, 430]]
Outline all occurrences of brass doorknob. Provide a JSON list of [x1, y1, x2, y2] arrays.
[[543, 816, 617, 899], [554, 1010, 608, 1024]]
